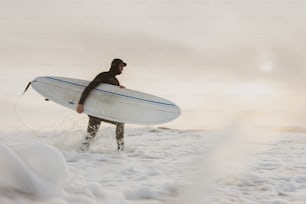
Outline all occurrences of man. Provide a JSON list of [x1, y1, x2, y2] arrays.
[[76, 58, 127, 151]]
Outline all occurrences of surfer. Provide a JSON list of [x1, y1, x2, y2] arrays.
[[76, 58, 127, 151]]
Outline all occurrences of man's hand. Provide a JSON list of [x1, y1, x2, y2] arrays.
[[76, 104, 84, 113], [119, 85, 125, 89]]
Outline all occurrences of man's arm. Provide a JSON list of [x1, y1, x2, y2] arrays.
[[76, 74, 104, 113], [78, 80, 100, 105]]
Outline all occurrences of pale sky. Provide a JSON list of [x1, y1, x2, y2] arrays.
[[1, 0, 306, 129]]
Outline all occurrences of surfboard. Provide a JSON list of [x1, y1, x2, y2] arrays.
[[29, 76, 181, 125]]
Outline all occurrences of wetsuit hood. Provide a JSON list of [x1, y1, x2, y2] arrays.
[[109, 58, 127, 76]]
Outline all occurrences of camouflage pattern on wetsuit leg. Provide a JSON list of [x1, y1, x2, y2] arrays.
[[86, 116, 101, 140], [116, 123, 125, 151]]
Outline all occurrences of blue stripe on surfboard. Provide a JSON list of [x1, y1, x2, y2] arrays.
[[44, 77, 176, 107]]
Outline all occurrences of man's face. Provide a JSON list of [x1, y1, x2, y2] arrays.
[[119, 63, 125, 72]]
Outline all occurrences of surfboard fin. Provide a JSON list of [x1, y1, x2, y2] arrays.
[[22, 82, 32, 95]]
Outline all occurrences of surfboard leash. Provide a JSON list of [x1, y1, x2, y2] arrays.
[[22, 81, 32, 95]]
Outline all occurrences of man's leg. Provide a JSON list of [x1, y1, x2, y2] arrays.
[[116, 123, 125, 151], [100, 119, 125, 151], [102, 119, 124, 151], [87, 116, 101, 139], [80, 116, 101, 151]]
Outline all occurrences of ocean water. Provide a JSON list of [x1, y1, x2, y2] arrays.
[[0, 124, 305, 204]]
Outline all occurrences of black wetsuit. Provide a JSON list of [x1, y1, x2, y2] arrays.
[[78, 59, 126, 150]]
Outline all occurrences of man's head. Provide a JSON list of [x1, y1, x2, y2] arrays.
[[109, 58, 127, 76]]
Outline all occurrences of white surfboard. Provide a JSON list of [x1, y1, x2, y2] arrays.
[[30, 76, 181, 125]]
